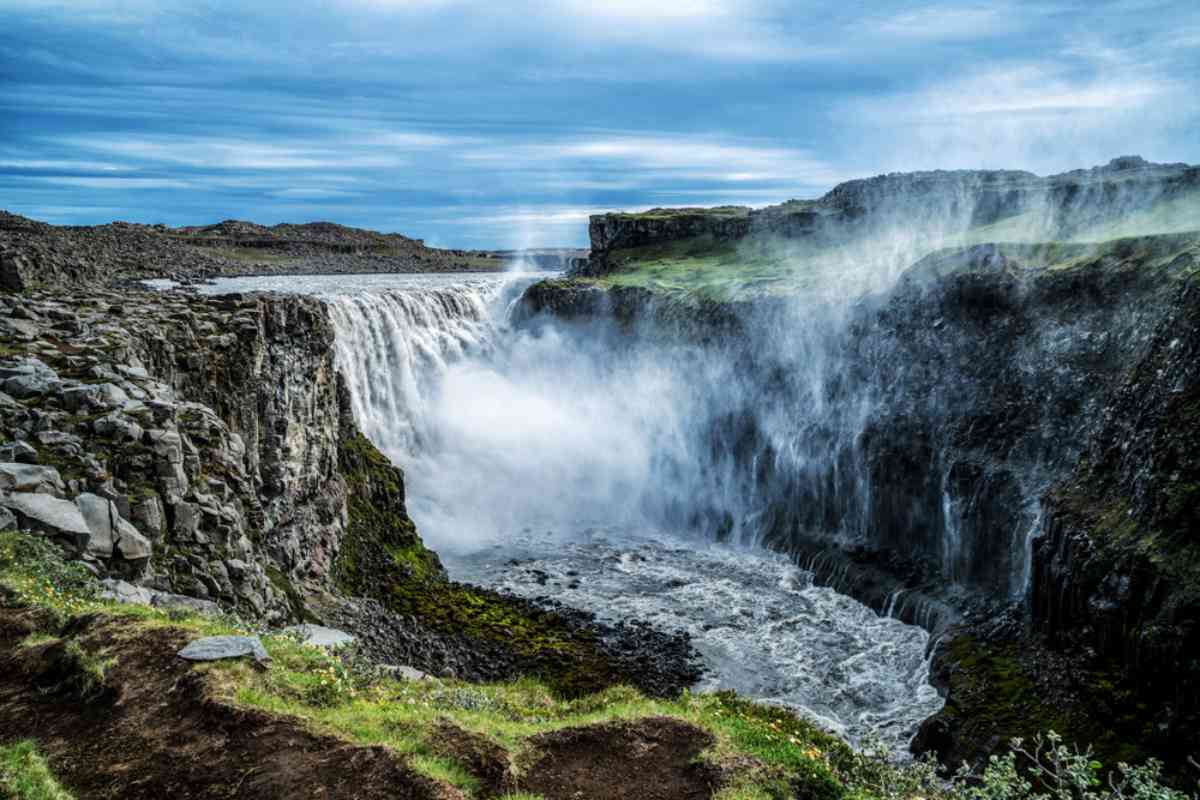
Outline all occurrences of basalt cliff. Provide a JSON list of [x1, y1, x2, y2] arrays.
[[524, 156, 1200, 775]]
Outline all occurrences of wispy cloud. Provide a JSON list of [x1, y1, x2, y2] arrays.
[[867, 4, 1023, 40], [840, 45, 1184, 173], [25, 176, 191, 189], [462, 135, 845, 187], [1, 0, 1197, 245]]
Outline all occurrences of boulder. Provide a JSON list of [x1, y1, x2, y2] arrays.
[[178, 635, 270, 664], [93, 412, 143, 442], [95, 383, 130, 407], [172, 501, 202, 541], [0, 252, 33, 292], [0, 492, 91, 550], [0, 441, 37, 464], [381, 664, 435, 682], [75, 492, 153, 563], [114, 522, 152, 561], [0, 358, 56, 381], [98, 578, 154, 605], [150, 593, 220, 615], [2, 372, 59, 399], [131, 495, 165, 539], [75, 493, 119, 558], [117, 364, 150, 380], [99, 578, 220, 615], [61, 384, 102, 412], [283, 624, 356, 649], [0, 507, 15, 532], [0, 463, 64, 496]]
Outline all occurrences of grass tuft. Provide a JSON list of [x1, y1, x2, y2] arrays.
[[0, 741, 74, 800]]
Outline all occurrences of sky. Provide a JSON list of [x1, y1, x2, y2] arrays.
[[1, 0, 1197, 248]]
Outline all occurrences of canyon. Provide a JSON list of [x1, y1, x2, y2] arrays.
[[2, 155, 1199, 796]]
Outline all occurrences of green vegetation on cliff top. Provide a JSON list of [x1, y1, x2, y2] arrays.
[[602, 205, 751, 221], [581, 189, 1200, 301], [579, 228, 1200, 302]]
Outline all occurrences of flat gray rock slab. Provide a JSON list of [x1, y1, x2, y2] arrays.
[[1, 491, 90, 549], [178, 635, 270, 664], [99, 578, 154, 605], [381, 664, 435, 682], [0, 463, 64, 495], [282, 624, 356, 649]]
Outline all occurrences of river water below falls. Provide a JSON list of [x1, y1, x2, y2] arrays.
[[449, 527, 940, 747], [190, 271, 945, 752]]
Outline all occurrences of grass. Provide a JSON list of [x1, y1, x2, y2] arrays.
[[606, 206, 751, 221], [214, 655, 851, 796], [588, 235, 836, 301], [0, 741, 74, 800], [1072, 190, 1200, 242], [586, 229, 1200, 304]]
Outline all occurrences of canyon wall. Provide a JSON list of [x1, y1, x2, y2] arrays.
[[0, 288, 434, 621], [529, 174, 1200, 771]]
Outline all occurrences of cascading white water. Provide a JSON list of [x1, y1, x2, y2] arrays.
[[189, 270, 945, 753], [326, 279, 510, 458]]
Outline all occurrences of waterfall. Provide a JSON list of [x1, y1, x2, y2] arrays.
[[316, 262, 1073, 604], [326, 280, 512, 459]]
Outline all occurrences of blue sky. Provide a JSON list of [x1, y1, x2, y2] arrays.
[[2, 1, 1197, 247]]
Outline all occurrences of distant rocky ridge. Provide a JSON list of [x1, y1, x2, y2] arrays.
[[580, 156, 1200, 276], [0, 211, 585, 291]]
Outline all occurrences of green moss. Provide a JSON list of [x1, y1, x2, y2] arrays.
[[265, 565, 315, 623], [383, 578, 624, 697], [590, 235, 809, 302], [606, 206, 750, 221], [936, 635, 1149, 771], [334, 431, 440, 593]]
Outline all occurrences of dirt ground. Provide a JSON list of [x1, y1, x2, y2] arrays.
[[0, 609, 724, 800]]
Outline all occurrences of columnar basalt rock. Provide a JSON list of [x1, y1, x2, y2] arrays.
[[0, 290, 372, 622]]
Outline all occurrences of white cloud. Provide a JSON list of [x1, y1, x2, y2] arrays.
[[55, 132, 459, 171], [0, 159, 127, 172], [840, 56, 1183, 174], [906, 64, 1167, 116], [462, 134, 845, 186], [28, 176, 190, 189], [868, 4, 1019, 40], [271, 187, 361, 199]]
